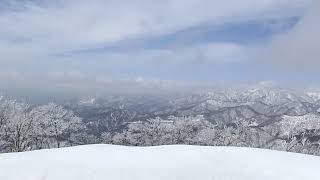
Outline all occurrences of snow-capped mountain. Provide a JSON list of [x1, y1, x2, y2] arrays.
[[67, 86, 320, 126], [1, 86, 320, 155]]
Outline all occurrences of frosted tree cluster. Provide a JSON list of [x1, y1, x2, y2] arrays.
[[102, 115, 320, 156], [0, 99, 89, 152]]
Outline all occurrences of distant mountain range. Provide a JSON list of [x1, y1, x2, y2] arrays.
[[70, 86, 320, 126]]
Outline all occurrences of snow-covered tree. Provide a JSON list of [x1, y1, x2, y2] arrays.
[[0, 100, 34, 152], [30, 103, 83, 148]]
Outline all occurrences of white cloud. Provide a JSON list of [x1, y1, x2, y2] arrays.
[[0, 0, 315, 92], [0, 0, 311, 62], [265, 0, 319, 69], [51, 42, 249, 72]]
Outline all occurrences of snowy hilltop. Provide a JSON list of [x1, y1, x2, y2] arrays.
[[0, 145, 319, 180]]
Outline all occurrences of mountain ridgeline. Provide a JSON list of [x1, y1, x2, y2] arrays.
[[1, 86, 320, 155]]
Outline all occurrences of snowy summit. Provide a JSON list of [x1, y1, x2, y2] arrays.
[[0, 145, 319, 180]]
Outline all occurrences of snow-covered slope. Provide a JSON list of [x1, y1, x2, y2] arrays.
[[0, 145, 319, 180]]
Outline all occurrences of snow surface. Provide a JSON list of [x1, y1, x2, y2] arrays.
[[0, 145, 319, 180]]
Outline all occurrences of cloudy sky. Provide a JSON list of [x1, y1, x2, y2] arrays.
[[0, 0, 318, 94]]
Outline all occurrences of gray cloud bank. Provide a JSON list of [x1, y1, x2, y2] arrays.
[[0, 0, 316, 97], [266, 0, 319, 69], [0, 0, 309, 63]]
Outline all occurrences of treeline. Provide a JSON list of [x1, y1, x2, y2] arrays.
[[102, 116, 320, 156], [0, 98, 319, 155]]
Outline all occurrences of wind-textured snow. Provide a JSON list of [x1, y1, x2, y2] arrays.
[[0, 145, 319, 180]]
